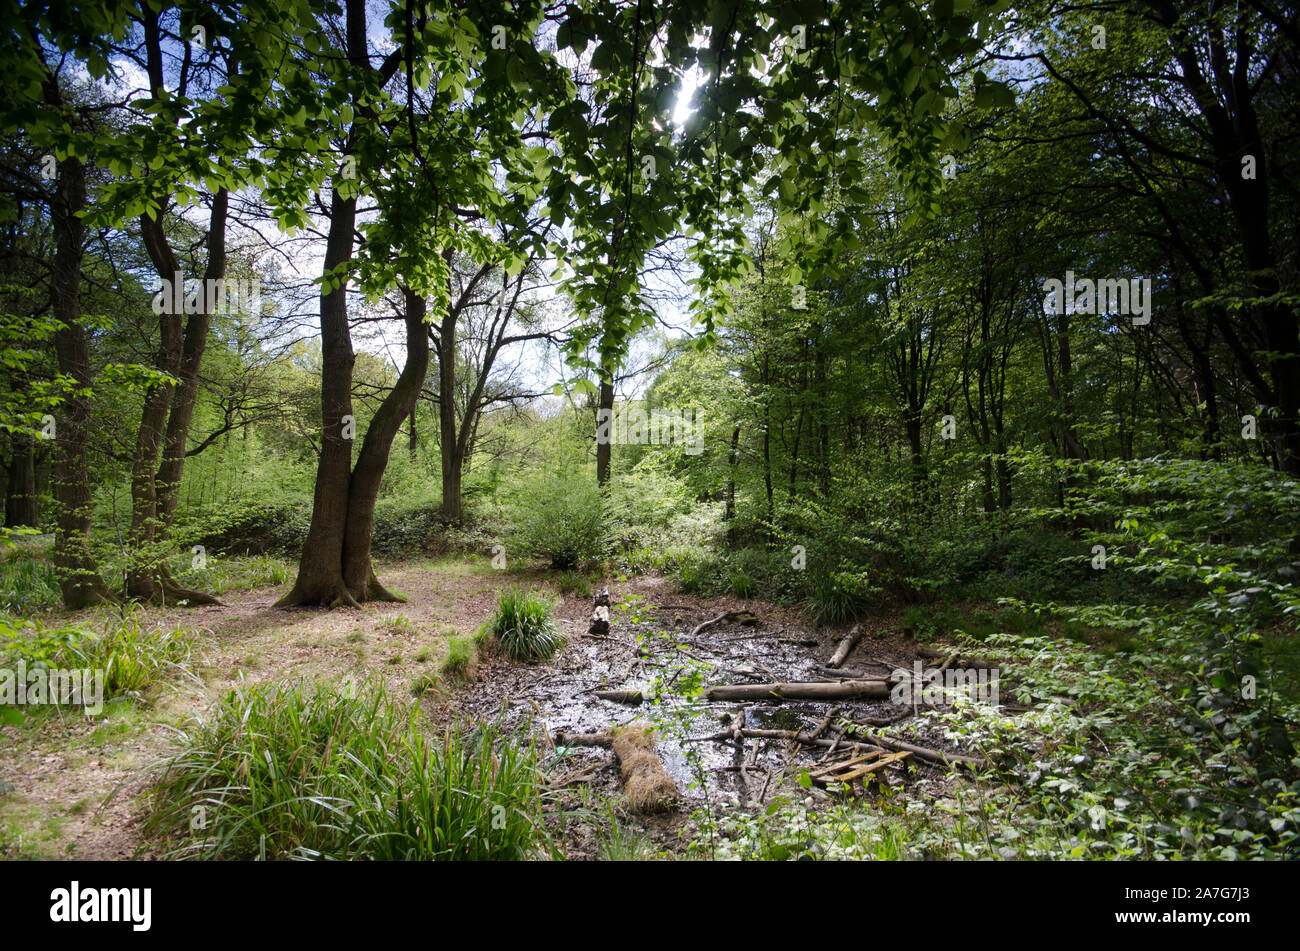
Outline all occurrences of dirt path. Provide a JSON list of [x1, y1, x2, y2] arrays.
[[3, 557, 589, 859]]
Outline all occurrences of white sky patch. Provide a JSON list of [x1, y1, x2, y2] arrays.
[[672, 66, 701, 128]]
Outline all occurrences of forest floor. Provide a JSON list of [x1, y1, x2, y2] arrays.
[[0, 555, 989, 860]]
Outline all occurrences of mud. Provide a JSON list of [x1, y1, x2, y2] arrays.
[[450, 578, 986, 828]]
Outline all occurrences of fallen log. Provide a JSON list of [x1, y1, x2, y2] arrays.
[[813, 663, 892, 681], [554, 730, 614, 748], [827, 624, 863, 668], [593, 689, 643, 705], [702, 679, 889, 702], [554, 724, 679, 813], [917, 646, 997, 669]]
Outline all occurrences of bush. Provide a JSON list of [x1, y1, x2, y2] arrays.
[[505, 468, 604, 569], [144, 680, 547, 860], [66, 612, 197, 696], [485, 587, 564, 661], [371, 501, 454, 557], [179, 499, 311, 556], [554, 570, 594, 598], [0, 609, 196, 714]]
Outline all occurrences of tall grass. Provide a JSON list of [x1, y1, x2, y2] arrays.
[[0, 553, 61, 614], [0, 609, 196, 702], [144, 680, 548, 860], [66, 612, 198, 695], [484, 587, 564, 661]]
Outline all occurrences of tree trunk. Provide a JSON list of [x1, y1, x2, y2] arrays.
[[277, 187, 360, 607], [45, 147, 115, 608], [437, 299, 462, 521], [342, 289, 430, 600], [5, 435, 38, 528], [155, 188, 228, 531], [724, 424, 740, 537], [596, 356, 614, 487]]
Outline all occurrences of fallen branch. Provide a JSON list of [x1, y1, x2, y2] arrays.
[[917, 646, 997, 669], [688, 726, 886, 756], [813, 663, 893, 681], [690, 609, 760, 639], [809, 750, 911, 786], [827, 624, 863, 668], [851, 711, 911, 728], [593, 689, 643, 705], [851, 730, 985, 767], [800, 706, 841, 743], [702, 679, 889, 702]]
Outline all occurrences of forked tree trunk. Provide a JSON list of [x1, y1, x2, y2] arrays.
[[46, 147, 115, 608], [277, 194, 431, 607], [156, 189, 228, 529], [278, 0, 431, 609], [124, 197, 225, 606], [122, 11, 226, 605]]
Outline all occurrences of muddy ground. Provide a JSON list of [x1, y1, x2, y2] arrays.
[[453, 576, 985, 856], [0, 558, 987, 860]]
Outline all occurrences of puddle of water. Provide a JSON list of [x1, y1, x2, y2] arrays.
[[453, 611, 919, 809]]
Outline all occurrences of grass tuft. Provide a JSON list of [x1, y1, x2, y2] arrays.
[[484, 586, 564, 662]]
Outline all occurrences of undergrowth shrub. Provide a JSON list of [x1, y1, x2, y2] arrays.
[[0, 551, 60, 614], [0, 610, 196, 721], [505, 468, 603, 569]]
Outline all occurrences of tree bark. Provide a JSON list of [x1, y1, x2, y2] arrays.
[[437, 280, 462, 520], [279, 0, 431, 607], [341, 288, 430, 600], [277, 186, 361, 607], [5, 435, 38, 528], [155, 188, 228, 530], [596, 357, 615, 487], [45, 143, 115, 608]]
